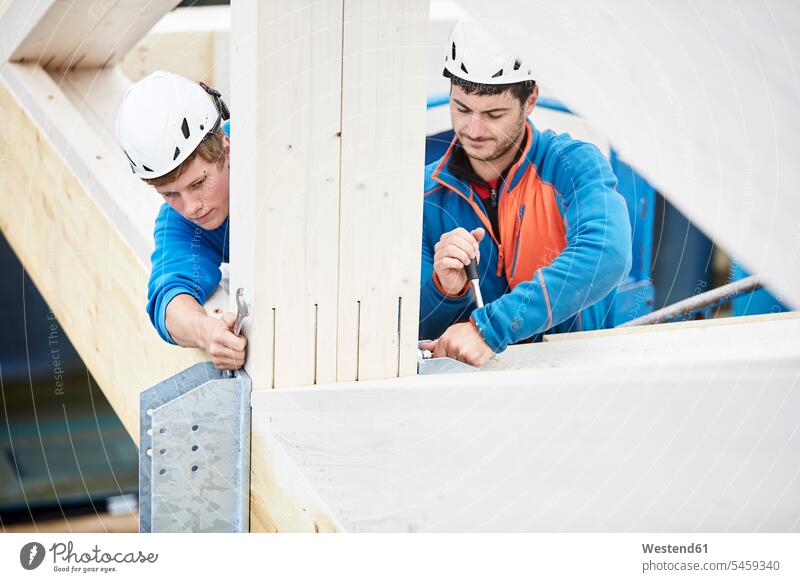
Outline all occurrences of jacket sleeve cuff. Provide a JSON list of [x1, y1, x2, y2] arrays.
[[433, 272, 470, 299], [154, 287, 194, 345], [469, 307, 507, 353]]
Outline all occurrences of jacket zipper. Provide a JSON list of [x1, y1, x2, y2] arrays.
[[432, 179, 505, 276], [490, 188, 503, 275], [509, 204, 526, 279]]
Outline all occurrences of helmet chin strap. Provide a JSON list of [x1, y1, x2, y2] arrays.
[[198, 82, 231, 133]]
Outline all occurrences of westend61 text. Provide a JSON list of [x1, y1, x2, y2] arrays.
[[642, 543, 708, 554], [49, 542, 158, 564]]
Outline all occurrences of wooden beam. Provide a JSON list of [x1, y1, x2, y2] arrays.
[[1, 64, 157, 266], [1, 0, 179, 70], [253, 351, 800, 531], [485, 2, 800, 307], [120, 5, 231, 99], [336, 0, 428, 381], [249, 418, 343, 533], [0, 65, 205, 438], [230, 0, 428, 387], [230, 0, 344, 388], [233, 0, 430, 531]]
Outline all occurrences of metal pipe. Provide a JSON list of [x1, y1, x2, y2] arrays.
[[619, 275, 762, 327]]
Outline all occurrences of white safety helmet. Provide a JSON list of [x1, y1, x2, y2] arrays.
[[116, 71, 229, 179], [443, 16, 535, 85]]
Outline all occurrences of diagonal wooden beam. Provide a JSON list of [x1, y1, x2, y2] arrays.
[[0, 64, 205, 437], [1, 0, 179, 70]]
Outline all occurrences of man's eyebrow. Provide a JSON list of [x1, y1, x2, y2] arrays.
[[452, 98, 509, 114]]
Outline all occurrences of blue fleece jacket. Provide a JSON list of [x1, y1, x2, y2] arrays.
[[420, 120, 632, 351], [146, 121, 230, 344]]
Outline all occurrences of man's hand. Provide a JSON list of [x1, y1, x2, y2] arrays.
[[420, 321, 494, 367], [203, 312, 247, 371], [165, 294, 247, 371], [433, 227, 485, 295]]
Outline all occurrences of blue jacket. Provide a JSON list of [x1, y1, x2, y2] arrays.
[[146, 122, 230, 344], [420, 120, 632, 352]]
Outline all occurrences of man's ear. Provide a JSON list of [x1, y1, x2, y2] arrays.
[[523, 84, 538, 117], [223, 134, 231, 164]]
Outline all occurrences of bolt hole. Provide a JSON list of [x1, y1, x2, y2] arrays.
[[192, 445, 199, 452], [159, 468, 166, 475], [159, 448, 166, 455], [191, 465, 199, 472], [192, 424, 199, 431], [159, 427, 166, 434]]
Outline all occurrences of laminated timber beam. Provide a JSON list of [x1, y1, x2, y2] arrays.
[[229, 0, 429, 531], [252, 313, 800, 532], [0, 0, 179, 70], [0, 64, 204, 437], [0, 0, 218, 438], [229, 0, 429, 389]]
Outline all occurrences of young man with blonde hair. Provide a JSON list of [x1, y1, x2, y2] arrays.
[[116, 71, 245, 370]]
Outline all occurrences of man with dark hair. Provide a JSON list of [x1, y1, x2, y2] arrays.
[[419, 17, 632, 366]]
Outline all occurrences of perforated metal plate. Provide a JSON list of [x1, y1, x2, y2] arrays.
[[139, 362, 250, 532]]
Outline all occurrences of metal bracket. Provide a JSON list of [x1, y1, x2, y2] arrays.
[[418, 356, 478, 375], [139, 362, 251, 532]]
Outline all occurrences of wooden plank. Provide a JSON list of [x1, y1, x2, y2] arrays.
[[230, 0, 343, 389], [337, 0, 428, 381], [0, 69, 205, 438], [252, 357, 800, 532], [3, 0, 179, 70]]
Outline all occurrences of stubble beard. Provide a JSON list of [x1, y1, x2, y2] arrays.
[[462, 118, 525, 164]]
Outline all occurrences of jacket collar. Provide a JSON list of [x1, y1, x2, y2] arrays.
[[432, 120, 536, 199]]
